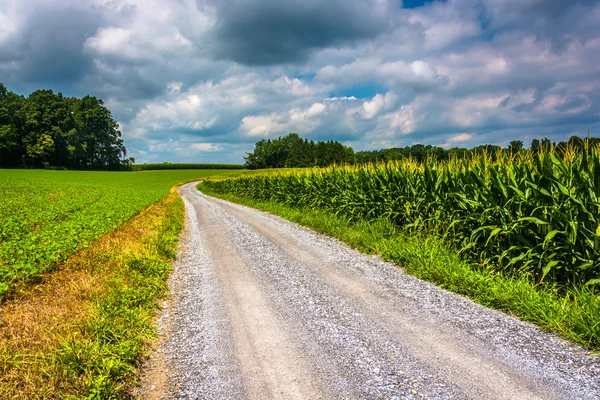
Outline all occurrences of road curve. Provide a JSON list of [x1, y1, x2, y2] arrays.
[[142, 182, 600, 399]]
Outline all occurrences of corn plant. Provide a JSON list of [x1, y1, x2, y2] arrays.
[[204, 146, 600, 288]]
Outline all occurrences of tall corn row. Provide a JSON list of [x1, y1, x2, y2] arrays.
[[205, 146, 600, 287]]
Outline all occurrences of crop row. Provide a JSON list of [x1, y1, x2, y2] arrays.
[[204, 147, 600, 287], [0, 169, 230, 297]]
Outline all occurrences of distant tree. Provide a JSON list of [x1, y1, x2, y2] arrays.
[[245, 133, 353, 169], [0, 83, 127, 169], [447, 147, 468, 160], [0, 83, 24, 167], [541, 138, 553, 151], [245, 131, 600, 169], [508, 140, 524, 154], [530, 139, 540, 153], [567, 135, 584, 151], [472, 145, 502, 160]]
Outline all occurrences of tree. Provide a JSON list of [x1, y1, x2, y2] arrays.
[[530, 139, 540, 153], [541, 138, 552, 151], [0, 83, 127, 170], [0, 83, 25, 167], [244, 133, 353, 169], [508, 140, 523, 154]]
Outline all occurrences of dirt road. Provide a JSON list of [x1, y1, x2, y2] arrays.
[[139, 182, 599, 399]]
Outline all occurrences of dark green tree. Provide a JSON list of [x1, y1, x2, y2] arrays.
[[541, 138, 553, 151], [0, 83, 126, 170], [245, 133, 353, 169], [530, 139, 540, 153], [508, 140, 524, 154], [0, 84, 24, 167]]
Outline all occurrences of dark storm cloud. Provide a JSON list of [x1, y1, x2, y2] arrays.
[[84, 67, 165, 101], [483, 0, 600, 46], [209, 0, 390, 65], [0, 4, 102, 91], [1, 0, 599, 163]]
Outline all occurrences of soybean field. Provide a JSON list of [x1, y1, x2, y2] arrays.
[[0, 169, 232, 298]]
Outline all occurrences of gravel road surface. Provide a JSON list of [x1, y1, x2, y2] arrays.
[[139, 181, 600, 399]]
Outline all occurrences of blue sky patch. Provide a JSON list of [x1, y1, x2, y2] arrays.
[[1, 0, 598, 163]]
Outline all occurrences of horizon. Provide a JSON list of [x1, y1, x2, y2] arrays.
[[1, 0, 599, 164]]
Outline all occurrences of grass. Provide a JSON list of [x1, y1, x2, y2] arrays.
[[202, 148, 600, 288], [200, 184, 600, 352], [0, 191, 184, 399], [0, 169, 235, 398], [0, 169, 233, 299]]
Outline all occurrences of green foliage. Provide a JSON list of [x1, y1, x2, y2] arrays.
[[353, 136, 600, 164], [200, 188, 600, 350], [204, 146, 600, 288], [56, 258, 169, 398], [0, 83, 125, 170], [508, 140, 524, 154], [244, 132, 354, 169], [61, 195, 184, 399], [0, 169, 230, 299], [55, 195, 184, 399], [243, 131, 600, 169]]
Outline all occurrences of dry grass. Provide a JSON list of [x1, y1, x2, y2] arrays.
[[0, 193, 180, 399]]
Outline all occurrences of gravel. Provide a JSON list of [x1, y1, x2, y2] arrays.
[[156, 184, 245, 399], [142, 182, 600, 399]]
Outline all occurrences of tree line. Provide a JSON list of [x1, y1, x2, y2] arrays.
[[246, 133, 600, 168], [0, 83, 129, 170], [353, 137, 600, 163], [244, 133, 354, 169]]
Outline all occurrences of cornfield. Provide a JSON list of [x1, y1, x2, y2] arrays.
[[204, 146, 600, 288]]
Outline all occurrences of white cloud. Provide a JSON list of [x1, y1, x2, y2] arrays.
[[167, 81, 182, 94], [440, 132, 474, 149], [307, 102, 326, 117], [190, 143, 222, 151], [386, 105, 418, 134], [2, 0, 599, 163], [241, 102, 330, 137], [0, 10, 18, 44], [324, 96, 359, 101], [362, 92, 398, 119], [447, 132, 473, 143], [407, 1, 482, 50], [316, 58, 449, 91]]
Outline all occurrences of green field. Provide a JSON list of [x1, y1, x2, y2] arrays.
[[0, 169, 231, 297], [201, 147, 600, 349], [204, 149, 600, 287]]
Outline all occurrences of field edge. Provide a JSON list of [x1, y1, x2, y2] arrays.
[[198, 183, 600, 353], [0, 190, 185, 399]]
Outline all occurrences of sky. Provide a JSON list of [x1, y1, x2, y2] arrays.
[[1, 0, 599, 164]]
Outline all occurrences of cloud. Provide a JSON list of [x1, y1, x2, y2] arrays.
[[241, 102, 328, 137], [362, 92, 398, 119], [190, 143, 223, 152], [325, 96, 359, 101], [0, 1, 101, 90], [209, 0, 392, 65], [316, 59, 449, 92], [408, 0, 482, 50], [128, 74, 332, 142], [441, 132, 474, 148], [1, 0, 599, 163]]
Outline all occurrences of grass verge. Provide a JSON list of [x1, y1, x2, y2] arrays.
[[0, 191, 184, 399], [200, 184, 600, 352]]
